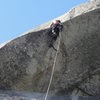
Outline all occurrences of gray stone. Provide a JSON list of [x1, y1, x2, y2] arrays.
[[0, 0, 100, 97]]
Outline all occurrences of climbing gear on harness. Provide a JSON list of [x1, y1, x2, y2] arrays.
[[44, 31, 62, 100]]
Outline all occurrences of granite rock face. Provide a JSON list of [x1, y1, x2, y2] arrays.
[[0, 0, 100, 96]]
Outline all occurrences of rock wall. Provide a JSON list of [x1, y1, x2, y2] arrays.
[[0, 0, 100, 96]]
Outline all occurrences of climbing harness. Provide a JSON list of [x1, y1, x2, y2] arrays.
[[44, 31, 62, 100]]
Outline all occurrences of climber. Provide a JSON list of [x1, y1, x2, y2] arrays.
[[50, 20, 63, 40], [48, 20, 63, 48]]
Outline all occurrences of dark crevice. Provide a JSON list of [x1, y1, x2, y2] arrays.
[[77, 87, 94, 96]]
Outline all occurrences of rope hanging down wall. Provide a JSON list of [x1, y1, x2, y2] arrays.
[[44, 32, 62, 100]]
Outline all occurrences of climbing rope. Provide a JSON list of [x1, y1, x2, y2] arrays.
[[44, 32, 62, 100]]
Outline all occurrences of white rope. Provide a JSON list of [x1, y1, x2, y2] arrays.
[[44, 32, 62, 100]]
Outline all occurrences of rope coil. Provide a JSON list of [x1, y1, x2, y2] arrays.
[[44, 32, 62, 100]]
